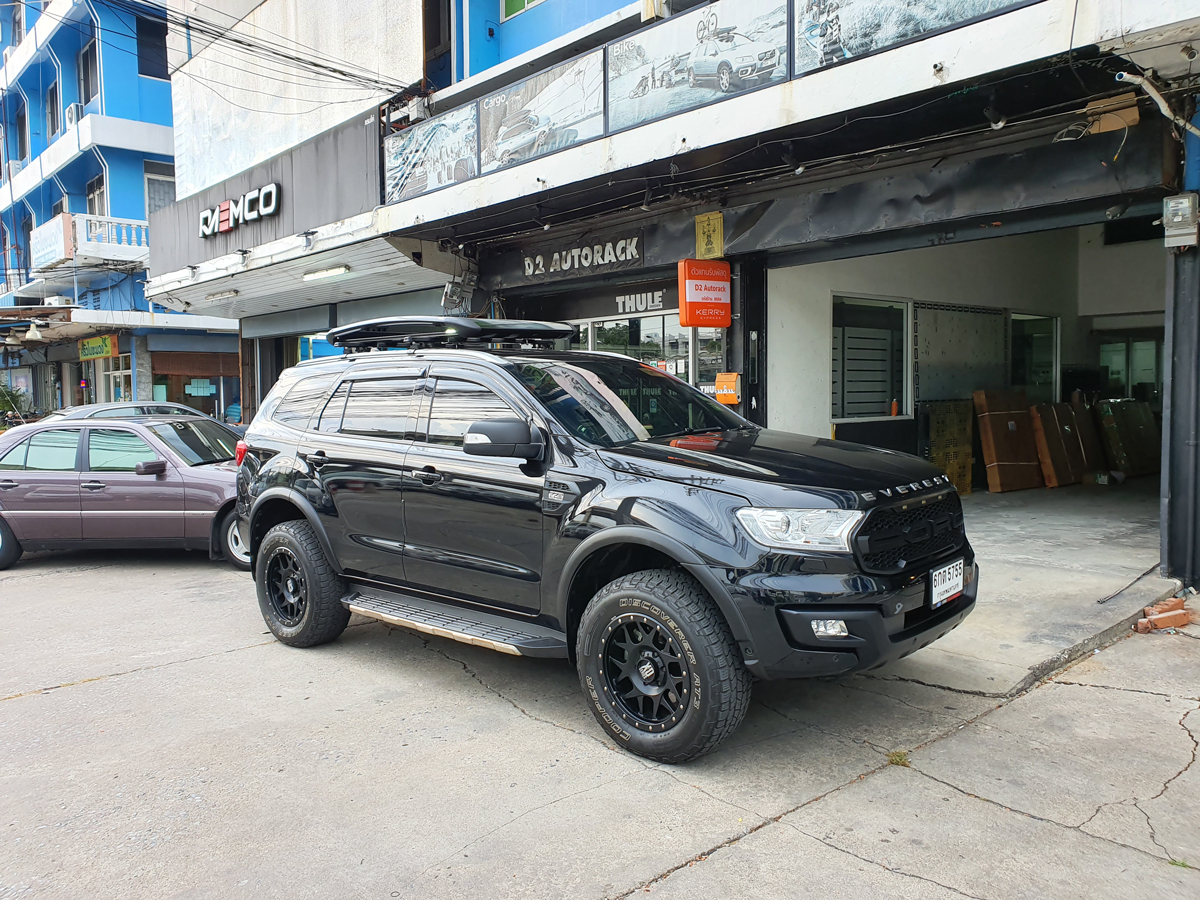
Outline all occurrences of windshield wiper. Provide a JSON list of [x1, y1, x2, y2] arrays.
[[195, 456, 236, 466]]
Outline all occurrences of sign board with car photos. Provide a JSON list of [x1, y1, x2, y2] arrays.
[[381, 0, 1041, 210]]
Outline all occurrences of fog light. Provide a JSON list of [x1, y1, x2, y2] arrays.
[[812, 619, 849, 638]]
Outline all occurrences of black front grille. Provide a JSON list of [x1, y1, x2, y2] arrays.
[[854, 492, 965, 575]]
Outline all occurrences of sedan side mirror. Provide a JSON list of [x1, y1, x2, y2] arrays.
[[135, 459, 168, 476], [464, 419, 544, 460]]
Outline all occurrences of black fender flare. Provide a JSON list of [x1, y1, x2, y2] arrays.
[[248, 488, 342, 578], [557, 525, 753, 647]]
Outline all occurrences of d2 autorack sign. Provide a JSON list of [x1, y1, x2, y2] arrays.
[[678, 259, 731, 327], [198, 183, 280, 238]]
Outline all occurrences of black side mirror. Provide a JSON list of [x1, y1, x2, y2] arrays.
[[464, 419, 544, 460], [135, 459, 168, 476]]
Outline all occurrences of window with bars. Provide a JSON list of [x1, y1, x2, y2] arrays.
[[86, 174, 106, 216], [831, 297, 907, 420]]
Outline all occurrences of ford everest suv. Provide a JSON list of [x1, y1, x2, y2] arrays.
[[237, 317, 977, 763]]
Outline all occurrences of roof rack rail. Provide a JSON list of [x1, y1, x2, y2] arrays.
[[326, 316, 575, 352]]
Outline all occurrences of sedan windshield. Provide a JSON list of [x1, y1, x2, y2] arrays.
[[509, 357, 745, 447], [146, 420, 239, 465]]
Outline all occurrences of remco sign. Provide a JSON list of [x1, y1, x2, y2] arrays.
[[199, 183, 280, 237]]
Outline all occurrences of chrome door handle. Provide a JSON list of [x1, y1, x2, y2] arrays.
[[417, 467, 443, 485], [301, 451, 328, 468], [0, 480, 16, 490], [81, 481, 106, 491]]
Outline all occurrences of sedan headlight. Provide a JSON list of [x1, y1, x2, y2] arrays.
[[735, 507, 864, 553]]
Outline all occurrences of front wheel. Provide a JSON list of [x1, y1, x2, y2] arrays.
[[576, 569, 751, 763], [256, 520, 349, 647], [220, 510, 251, 571], [718, 63, 733, 93]]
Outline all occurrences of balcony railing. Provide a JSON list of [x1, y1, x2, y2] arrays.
[[30, 213, 150, 274], [75, 214, 150, 265]]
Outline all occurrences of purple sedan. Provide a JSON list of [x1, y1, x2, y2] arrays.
[[0, 416, 249, 571]]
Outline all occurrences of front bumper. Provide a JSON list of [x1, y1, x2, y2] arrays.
[[717, 551, 978, 680]]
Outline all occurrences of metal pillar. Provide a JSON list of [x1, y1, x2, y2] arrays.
[[1163, 247, 1200, 587]]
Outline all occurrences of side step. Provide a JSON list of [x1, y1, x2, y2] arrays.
[[343, 589, 569, 658]]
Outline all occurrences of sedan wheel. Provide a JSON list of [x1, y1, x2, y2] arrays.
[[220, 510, 252, 571]]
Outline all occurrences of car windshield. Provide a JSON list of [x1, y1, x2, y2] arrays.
[[509, 356, 745, 448], [146, 420, 239, 465]]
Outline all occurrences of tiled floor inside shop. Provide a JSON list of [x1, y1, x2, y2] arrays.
[[873, 475, 1176, 695]]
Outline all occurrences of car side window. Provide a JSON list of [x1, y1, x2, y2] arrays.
[[273, 373, 339, 431], [427, 378, 517, 448], [317, 383, 350, 433], [0, 439, 29, 470], [339, 376, 420, 439], [88, 429, 159, 472], [24, 430, 81, 471], [90, 407, 133, 418]]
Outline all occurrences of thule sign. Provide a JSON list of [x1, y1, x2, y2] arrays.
[[198, 183, 280, 237]]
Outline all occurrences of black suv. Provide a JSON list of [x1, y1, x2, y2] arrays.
[[237, 317, 977, 763]]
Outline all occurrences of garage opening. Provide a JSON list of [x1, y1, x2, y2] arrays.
[[767, 219, 1173, 693]]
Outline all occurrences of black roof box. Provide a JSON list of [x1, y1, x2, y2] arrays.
[[326, 316, 575, 350]]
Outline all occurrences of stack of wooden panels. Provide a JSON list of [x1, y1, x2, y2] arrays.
[[923, 400, 974, 495], [973, 390, 1044, 492], [1070, 393, 1109, 474], [1030, 404, 1086, 487], [1095, 399, 1161, 477]]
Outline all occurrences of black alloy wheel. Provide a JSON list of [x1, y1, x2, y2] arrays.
[[576, 569, 751, 763], [603, 615, 690, 731], [267, 547, 307, 627], [255, 520, 349, 647]]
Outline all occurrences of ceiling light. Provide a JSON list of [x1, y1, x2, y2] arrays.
[[794, 165, 805, 175], [205, 289, 240, 302], [4, 332, 21, 346], [24, 323, 42, 342], [303, 265, 350, 282]]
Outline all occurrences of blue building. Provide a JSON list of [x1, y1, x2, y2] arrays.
[[0, 0, 238, 417]]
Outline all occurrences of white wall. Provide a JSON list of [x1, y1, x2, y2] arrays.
[[768, 230, 1084, 437], [169, 0, 423, 199], [1077, 225, 1167, 317]]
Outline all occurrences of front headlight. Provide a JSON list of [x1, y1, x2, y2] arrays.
[[735, 507, 864, 553], [736, 55, 754, 63]]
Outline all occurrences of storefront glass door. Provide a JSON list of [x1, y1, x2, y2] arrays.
[[99, 355, 133, 403]]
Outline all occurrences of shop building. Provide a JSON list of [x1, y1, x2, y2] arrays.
[[0, 0, 238, 415], [146, 0, 1200, 584]]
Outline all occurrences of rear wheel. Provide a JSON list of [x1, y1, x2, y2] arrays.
[[576, 569, 751, 763], [256, 520, 349, 647], [220, 510, 251, 571], [0, 516, 21, 570]]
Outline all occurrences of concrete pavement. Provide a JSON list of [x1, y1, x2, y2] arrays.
[[1, 549, 1197, 898]]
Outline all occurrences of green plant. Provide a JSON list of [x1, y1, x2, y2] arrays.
[[0, 385, 25, 414], [887, 750, 911, 767], [1168, 859, 1193, 869]]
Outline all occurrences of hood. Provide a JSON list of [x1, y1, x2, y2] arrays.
[[598, 427, 943, 503]]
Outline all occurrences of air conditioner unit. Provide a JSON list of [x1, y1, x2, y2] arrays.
[[42, 296, 71, 307], [3, 47, 14, 65], [65, 102, 84, 127]]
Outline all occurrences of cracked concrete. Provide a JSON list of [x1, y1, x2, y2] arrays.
[[2, 550, 1199, 898]]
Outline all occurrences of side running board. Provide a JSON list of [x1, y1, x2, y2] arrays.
[[343, 589, 569, 658]]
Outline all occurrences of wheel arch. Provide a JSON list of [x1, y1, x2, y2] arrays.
[[557, 526, 752, 664], [248, 489, 340, 579], [207, 499, 238, 560]]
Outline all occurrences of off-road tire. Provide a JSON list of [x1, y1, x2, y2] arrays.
[[576, 569, 751, 763], [220, 510, 252, 571], [0, 516, 21, 570], [256, 520, 349, 647]]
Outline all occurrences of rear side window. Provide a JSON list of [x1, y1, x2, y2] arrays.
[[25, 430, 81, 471], [0, 439, 28, 470], [273, 373, 339, 430], [339, 377, 420, 439], [90, 407, 135, 418], [88, 430, 159, 472], [317, 383, 350, 433], [427, 378, 516, 448]]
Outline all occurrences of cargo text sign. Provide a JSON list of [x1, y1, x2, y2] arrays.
[[678, 259, 731, 327]]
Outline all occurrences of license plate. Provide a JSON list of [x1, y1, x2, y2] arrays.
[[930, 559, 965, 609]]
